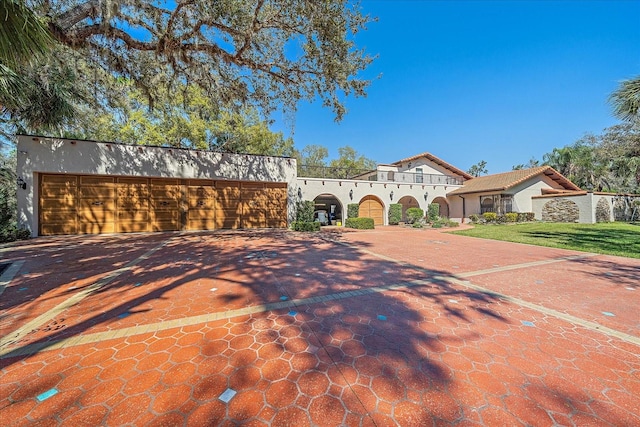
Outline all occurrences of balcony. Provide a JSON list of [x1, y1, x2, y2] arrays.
[[297, 166, 464, 185]]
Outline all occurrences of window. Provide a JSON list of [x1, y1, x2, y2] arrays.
[[481, 197, 494, 213], [415, 168, 423, 183]]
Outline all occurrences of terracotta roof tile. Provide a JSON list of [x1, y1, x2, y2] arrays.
[[447, 166, 580, 196], [391, 152, 474, 180]]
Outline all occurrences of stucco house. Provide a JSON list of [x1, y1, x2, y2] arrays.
[[15, 135, 616, 237]]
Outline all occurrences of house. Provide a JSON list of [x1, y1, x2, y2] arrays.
[[446, 166, 582, 220], [15, 135, 616, 237]]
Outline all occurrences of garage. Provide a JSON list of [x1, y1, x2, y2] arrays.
[[39, 174, 288, 235], [359, 195, 384, 226]]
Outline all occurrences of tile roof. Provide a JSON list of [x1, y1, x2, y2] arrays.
[[447, 166, 581, 196], [391, 152, 474, 180]]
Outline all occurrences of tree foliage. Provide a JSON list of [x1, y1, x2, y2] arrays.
[[512, 158, 540, 170], [71, 82, 294, 155], [36, 0, 375, 121], [467, 160, 488, 177], [296, 144, 375, 178], [609, 75, 640, 124], [543, 123, 640, 193]]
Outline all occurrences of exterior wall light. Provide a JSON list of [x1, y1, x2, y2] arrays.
[[349, 189, 353, 200], [17, 177, 26, 190], [297, 187, 303, 199], [390, 190, 394, 201], [424, 192, 429, 201]]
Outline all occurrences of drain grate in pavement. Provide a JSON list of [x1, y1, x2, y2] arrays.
[[36, 389, 58, 402], [218, 388, 236, 403], [521, 321, 535, 327]]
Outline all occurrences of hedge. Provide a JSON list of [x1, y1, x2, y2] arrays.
[[347, 203, 359, 218], [406, 207, 424, 224], [517, 212, 535, 222], [427, 203, 440, 222], [291, 221, 321, 232], [345, 217, 374, 229], [482, 212, 497, 222], [296, 200, 314, 222], [388, 204, 402, 225]]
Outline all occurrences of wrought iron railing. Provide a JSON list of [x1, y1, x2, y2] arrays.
[[298, 165, 464, 185]]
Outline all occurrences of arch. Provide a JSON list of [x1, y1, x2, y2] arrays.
[[313, 193, 343, 225], [432, 196, 449, 218], [359, 195, 385, 226], [398, 195, 420, 222]]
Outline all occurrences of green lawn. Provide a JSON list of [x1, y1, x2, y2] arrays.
[[450, 222, 640, 258]]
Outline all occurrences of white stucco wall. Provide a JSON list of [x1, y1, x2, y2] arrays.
[[509, 175, 565, 212], [531, 193, 620, 223], [16, 135, 297, 236], [296, 177, 459, 225]]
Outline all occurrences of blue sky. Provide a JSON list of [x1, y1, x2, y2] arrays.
[[275, 0, 640, 174]]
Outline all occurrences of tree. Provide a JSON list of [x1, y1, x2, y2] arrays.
[[1, 0, 81, 144], [72, 82, 294, 156], [512, 158, 540, 170], [34, 0, 375, 121], [543, 124, 640, 193], [296, 144, 329, 177], [609, 75, 640, 124], [467, 160, 488, 177], [328, 145, 376, 178]]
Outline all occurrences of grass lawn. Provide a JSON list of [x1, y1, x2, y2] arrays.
[[450, 222, 640, 258]]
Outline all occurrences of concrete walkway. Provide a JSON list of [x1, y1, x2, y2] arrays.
[[0, 228, 638, 426]]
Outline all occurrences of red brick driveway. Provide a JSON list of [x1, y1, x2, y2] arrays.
[[1, 227, 638, 426]]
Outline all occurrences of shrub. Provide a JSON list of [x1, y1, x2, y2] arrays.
[[291, 221, 321, 232], [296, 200, 314, 222], [469, 214, 480, 223], [496, 214, 507, 224], [482, 212, 497, 222], [505, 212, 518, 223], [447, 220, 459, 227], [517, 212, 535, 222], [412, 221, 424, 228], [345, 217, 374, 229], [347, 203, 359, 218], [427, 203, 440, 222], [406, 207, 424, 224], [388, 204, 402, 225]]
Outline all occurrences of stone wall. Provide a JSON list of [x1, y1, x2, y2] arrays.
[[595, 198, 611, 223], [542, 198, 579, 222]]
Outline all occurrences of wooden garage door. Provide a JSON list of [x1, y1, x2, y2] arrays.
[[187, 180, 215, 231], [150, 179, 181, 231], [40, 174, 287, 235], [40, 175, 78, 235], [117, 177, 150, 233], [359, 196, 384, 226], [78, 176, 116, 234]]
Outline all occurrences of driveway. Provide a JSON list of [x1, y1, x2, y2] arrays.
[[1, 227, 638, 426]]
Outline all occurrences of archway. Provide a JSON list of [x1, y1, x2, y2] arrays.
[[359, 195, 384, 226], [398, 195, 420, 222], [313, 193, 343, 225], [432, 196, 449, 218]]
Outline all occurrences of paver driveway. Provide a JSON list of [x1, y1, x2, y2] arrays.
[[1, 227, 639, 426]]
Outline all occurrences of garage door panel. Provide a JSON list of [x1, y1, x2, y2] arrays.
[[41, 223, 77, 235], [118, 210, 149, 222], [40, 186, 76, 198], [79, 187, 115, 198], [117, 221, 149, 233], [79, 199, 116, 210], [151, 200, 180, 210], [80, 176, 114, 185], [78, 222, 116, 234], [241, 210, 266, 228], [187, 218, 216, 230], [41, 197, 76, 210], [216, 183, 240, 202], [41, 210, 76, 222], [151, 221, 180, 232]]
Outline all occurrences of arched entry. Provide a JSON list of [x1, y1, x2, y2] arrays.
[[313, 194, 343, 225], [359, 195, 384, 226], [432, 196, 449, 218], [398, 195, 420, 222]]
